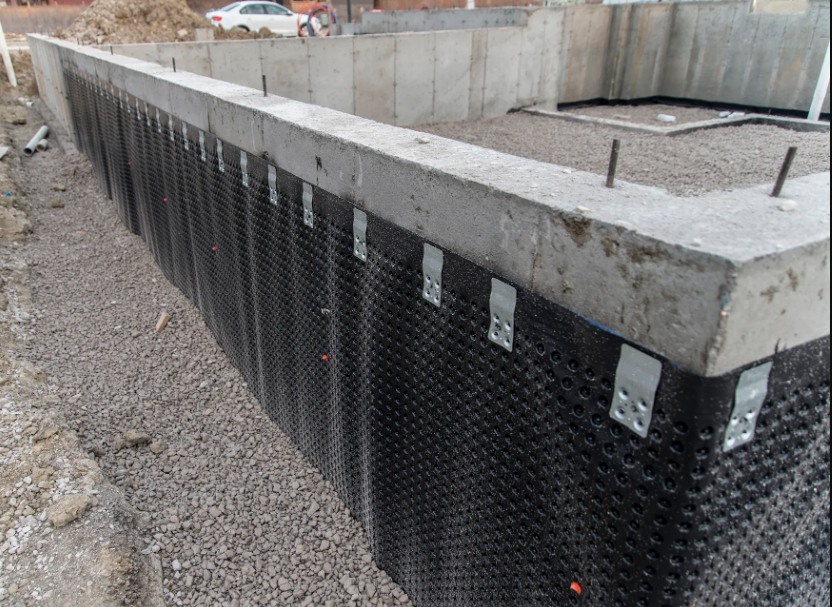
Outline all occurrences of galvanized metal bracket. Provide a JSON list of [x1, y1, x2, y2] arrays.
[[488, 279, 516, 351], [422, 244, 443, 307], [145, 102, 151, 128], [723, 362, 772, 452], [135, 98, 141, 121], [199, 131, 206, 162], [268, 166, 278, 206], [156, 109, 162, 134], [168, 116, 174, 142], [302, 183, 314, 228], [217, 140, 224, 173], [240, 151, 249, 188], [353, 209, 367, 262], [182, 123, 189, 151], [609, 344, 662, 438]]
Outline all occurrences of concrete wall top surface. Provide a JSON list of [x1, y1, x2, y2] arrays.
[[28, 34, 830, 377]]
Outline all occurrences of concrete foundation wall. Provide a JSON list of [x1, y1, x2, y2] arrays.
[[103, 11, 562, 127], [353, 1, 832, 114], [97, 2, 830, 122], [28, 34, 830, 377], [351, 7, 529, 34]]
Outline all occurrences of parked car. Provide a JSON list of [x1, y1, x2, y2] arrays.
[[206, 1, 312, 36]]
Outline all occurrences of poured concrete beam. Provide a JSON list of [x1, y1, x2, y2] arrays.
[[28, 34, 830, 376]]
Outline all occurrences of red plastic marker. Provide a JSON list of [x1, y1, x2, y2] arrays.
[[571, 582, 582, 595], [212, 247, 217, 251], [322, 355, 329, 362]]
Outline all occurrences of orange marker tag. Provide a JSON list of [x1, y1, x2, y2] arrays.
[[570, 582, 583, 595]]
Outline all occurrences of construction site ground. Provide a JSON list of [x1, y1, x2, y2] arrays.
[[2, 31, 829, 607], [417, 110, 831, 196], [0, 61, 413, 607], [562, 102, 722, 125]]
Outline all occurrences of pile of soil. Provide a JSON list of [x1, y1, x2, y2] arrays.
[[55, 0, 278, 45]]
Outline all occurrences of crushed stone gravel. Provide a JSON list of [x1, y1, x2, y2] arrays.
[[416, 112, 830, 196], [13, 119, 413, 607], [562, 102, 723, 125]]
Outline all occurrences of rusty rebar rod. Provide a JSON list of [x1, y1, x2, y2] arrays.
[[771, 146, 798, 197]]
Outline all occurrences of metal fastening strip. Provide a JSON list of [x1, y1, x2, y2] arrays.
[[353, 209, 367, 262], [156, 109, 162, 134], [302, 183, 314, 228], [217, 140, 224, 173], [240, 151, 249, 188], [609, 344, 663, 438], [168, 116, 174, 142], [145, 103, 151, 127], [488, 279, 517, 352], [182, 123, 189, 151], [135, 98, 141, 121], [422, 243, 443, 307], [723, 362, 772, 452], [269, 166, 278, 206], [199, 131, 206, 162]]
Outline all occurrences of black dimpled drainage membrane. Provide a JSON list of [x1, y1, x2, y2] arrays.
[[65, 68, 831, 607]]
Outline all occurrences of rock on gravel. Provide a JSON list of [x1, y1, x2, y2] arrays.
[[117, 430, 153, 449], [45, 493, 94, 527]]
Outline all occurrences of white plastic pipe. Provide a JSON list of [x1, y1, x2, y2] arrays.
[[0, 17, 17, 88], [808, 43, 830, 122], [23, 125, 49, 157]]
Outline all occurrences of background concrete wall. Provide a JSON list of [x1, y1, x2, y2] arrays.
[[102, 2, 831, 121], [105, 10, 562, 127], [350, 1, 832, 114], [352, 7, 529, 34], [27, 34, 830, 377]]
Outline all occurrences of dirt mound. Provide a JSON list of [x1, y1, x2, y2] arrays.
[[55, 0, 217, 45]]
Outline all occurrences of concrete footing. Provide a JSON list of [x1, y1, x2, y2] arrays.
[[523, 106, 832, 135]]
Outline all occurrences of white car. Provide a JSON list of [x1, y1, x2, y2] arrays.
[[206, 2, 309, 36]]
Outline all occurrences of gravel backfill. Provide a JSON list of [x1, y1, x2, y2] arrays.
[[417, 113, 831, 196], [14, 120, 412, 606], [562, 102, 722, 125]]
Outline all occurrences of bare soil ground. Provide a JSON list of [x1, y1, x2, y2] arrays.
[[416, 111, 831, 196], [4, 63, 411, 607]]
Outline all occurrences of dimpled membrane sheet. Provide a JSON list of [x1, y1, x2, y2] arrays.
[[64, 68, 830, 607]]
